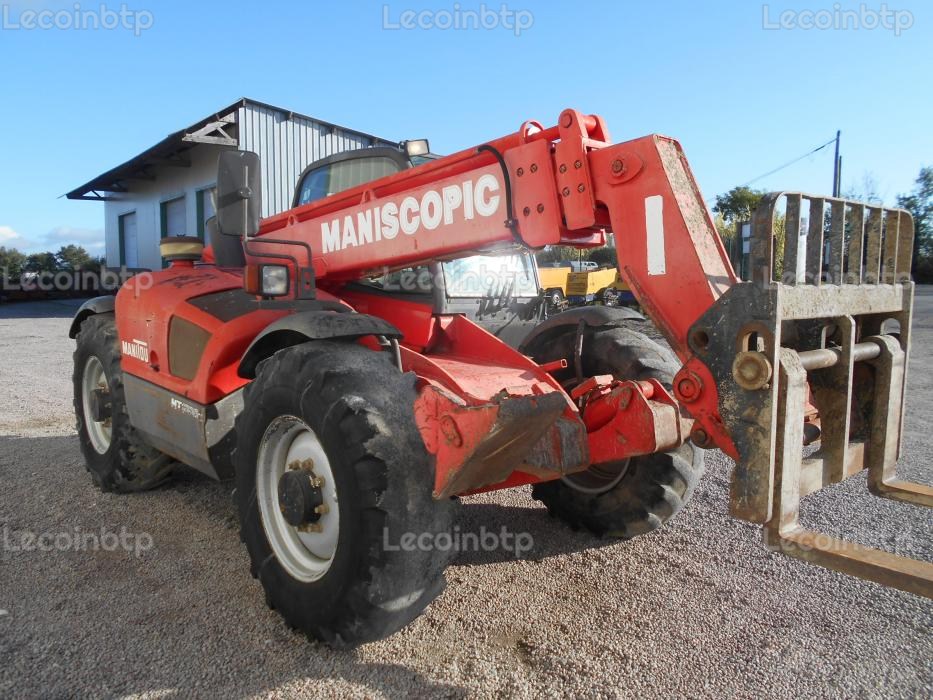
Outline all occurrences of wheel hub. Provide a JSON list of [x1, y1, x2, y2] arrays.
[[278, 466, 325, 528], [88, 387, 112, 422], [256, 417, 340, 582]]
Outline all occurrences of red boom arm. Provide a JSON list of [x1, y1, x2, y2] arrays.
[[248, 108, 740, 456]]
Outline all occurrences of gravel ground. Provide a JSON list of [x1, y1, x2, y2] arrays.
[[0, 293, 931, 699]]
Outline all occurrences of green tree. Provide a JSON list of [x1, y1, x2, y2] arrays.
[[535, 245, 589, 266], [56, 244, 94, 270], [587, 246, 616, 267], [713, 186, 766, 278], [713, 186, 765, 239], [25, 252, 59, 273], [897, 166, 933, 280], [0, 246, 27, 280]]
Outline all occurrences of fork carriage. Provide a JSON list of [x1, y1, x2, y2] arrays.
[[690, 192, 931, 596]]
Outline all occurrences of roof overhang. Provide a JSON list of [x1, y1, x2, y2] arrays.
[[66, 104, 242, 201], [67, 98, 394, 202]]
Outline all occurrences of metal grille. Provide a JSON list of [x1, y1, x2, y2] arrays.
[[750, 192, 914, 287], [236, 104, 396, 217]]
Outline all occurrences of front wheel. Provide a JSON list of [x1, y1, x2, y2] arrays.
[[235, 341, 457, 648]]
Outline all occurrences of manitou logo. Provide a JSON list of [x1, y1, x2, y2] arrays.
[[121, 338, 148, 362], [320, 174, 501, 254]]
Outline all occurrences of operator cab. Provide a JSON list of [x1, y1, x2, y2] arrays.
[[292, 142, 545, 348]]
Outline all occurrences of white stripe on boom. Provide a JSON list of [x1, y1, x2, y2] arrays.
[[645, 195, 666, 276]]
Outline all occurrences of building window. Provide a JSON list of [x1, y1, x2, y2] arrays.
[[118, 212, 139, 268], [196, 187, 216, 241], [160, 196, 187, 237]]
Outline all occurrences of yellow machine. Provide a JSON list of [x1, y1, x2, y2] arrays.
[[607, 271, 636, 306], [537, 265, 573, 306], [566, 268, 618, 305]]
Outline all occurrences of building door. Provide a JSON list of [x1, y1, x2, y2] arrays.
[[161, 196, 187, 237], [119, 212, 139, 267]]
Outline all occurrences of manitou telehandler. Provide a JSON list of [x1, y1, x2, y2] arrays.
[[71, 109, 932, 647]]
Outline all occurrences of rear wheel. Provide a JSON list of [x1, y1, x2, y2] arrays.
[[599, 287, 621, 307], [526, 324, 704, 538], [234, 341, 457, 648], [72, 314, 175, 492], [547, 288, 565, 308]]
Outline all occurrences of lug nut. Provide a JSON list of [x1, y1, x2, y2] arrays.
[[577, 184, 585, 193], [611, 159, 624, 174], [537, 203, 545, 213], [530, 163, 538, 173], [516, 167, 524, 177], [559, 164, 567, 174]]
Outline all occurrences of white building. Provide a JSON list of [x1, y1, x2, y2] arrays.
[[68, 98, 395, 270]]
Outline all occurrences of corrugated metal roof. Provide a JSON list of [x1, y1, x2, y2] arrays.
[[238, 102, 395, 217], [66, 97, 395, 202]]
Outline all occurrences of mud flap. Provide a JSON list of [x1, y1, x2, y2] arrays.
[[415, 386, 589, 499]]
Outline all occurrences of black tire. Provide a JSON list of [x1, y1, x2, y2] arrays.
[[526, 324, 704, 538], [234, 341, 457, 648], [73, 313, 175, 492]]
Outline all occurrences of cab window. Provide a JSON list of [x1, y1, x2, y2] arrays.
[[363, 266, 434, 295], [442, 254, 538, 298], [296, 156, 401, 206]]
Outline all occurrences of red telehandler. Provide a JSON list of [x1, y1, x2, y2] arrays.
[[71, 109, 931, 647]]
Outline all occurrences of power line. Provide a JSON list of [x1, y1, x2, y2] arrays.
[[741, 136, 838, 187]]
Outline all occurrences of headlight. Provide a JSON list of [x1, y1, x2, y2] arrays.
[[261, 265, 289, 296], [402, 139, 430, 158]]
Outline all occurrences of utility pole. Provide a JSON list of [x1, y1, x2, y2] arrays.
[[832, 130, 841, 197]]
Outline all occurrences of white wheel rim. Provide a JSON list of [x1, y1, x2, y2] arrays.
[[81, 356, 112, 454], [256, 416, 340, 582]]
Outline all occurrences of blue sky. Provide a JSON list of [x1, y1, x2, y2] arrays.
[[0, 0, 930, 254]]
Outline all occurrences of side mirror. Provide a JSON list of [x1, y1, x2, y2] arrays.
[[217, 150, 262, 237]]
